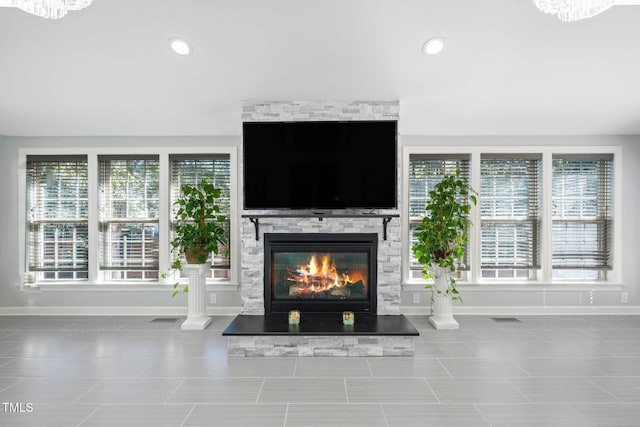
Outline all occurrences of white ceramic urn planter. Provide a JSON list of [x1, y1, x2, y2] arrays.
[[428, 265, 459, 330], [181, 261, 212, 330]]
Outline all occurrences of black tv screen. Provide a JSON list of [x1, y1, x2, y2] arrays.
[[243, 120, 397, 210]]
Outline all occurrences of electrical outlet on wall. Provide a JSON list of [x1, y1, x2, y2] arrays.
[[413, 293, 420, 304], [209, 293, 217, 304], [621, 292, 629, 304]]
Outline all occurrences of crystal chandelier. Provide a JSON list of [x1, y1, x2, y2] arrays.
[[0, 0, 93, 19], [533, 0, 616, 21]]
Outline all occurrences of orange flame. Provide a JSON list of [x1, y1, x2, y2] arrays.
[[286, 253, 366, 295]]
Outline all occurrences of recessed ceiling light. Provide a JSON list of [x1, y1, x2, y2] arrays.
[[422, 37, 445, 55], [169, 38, 192, 56]]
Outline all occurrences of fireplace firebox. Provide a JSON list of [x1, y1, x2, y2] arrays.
[[264, 233, 377, 314]]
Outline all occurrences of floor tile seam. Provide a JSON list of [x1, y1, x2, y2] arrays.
[[210, 362, 226, 378], [135, 358, 163, 378], [378, 403, 391, 427], [178, 403, 197, 427], [584, 377, 625, 403], [422, 377, 440, 404], [507, 374, 636, 380], [469, 402, 575, 407], [72, 378, 105, 404], [365, 358, 374, 377], [286, 402, 403, 406], [367, 375, 453, 379], [585, 355, 640, 359], [584, 374, 640, 378], [74, 403, 102, 427], [507, 375, 610, 381], [282, 403, 289, 427], [293, 375, 373, 379], [264, 376, 411, 380], [71, 339, 97, 357], [569, 402, 640, 406], [0, 358, 17, 368], [582, 330, 616, 341], [431, 375, 536, 379], [0, 377, 23, 393], [164, 377, 188, 404], [584, 360, 614, 377], [0, 331, 20, 340], [504, 355, 622, 361], [502, 355, 533, 378], [256, 377, 267, 404], [504, 378, 534, 404], [471, 403, 494, 427], [435, 358, 454, 378], [69, 402, 197, 406]]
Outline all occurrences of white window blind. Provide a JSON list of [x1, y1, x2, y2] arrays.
[[408, 154, 471, 280], [26, 156, 88, 281], [169, 154, 231, 280], [99, 156, 160, 280], [552, 154, 613, 280], [480, 154, 541, 279]]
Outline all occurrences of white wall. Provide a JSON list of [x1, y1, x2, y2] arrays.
[[1, 135, 638, 315]]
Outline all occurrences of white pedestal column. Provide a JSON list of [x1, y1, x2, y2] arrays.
[[428, 265, 459, 330], [181, 262, 212, 330]]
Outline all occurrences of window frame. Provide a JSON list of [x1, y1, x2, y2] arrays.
[[402, 145, 622, 287], [169, 154, 232, 282], [98, 155, 161, 282], [551, 153, 614, 281], [18, 146, 239, 291], [479, 153, 542, 281], [407, 153, 472, 282], [26, 155, 90, 282]]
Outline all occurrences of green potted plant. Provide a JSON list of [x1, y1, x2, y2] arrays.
[[170, 180, 227, 330], [412, 170, 476, 329], [171, 179, 227, 273]]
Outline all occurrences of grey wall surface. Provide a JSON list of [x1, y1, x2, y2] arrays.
[[400, 136, 640, 310], [0, 136, 241, 311], [1, 135, 638, 313]]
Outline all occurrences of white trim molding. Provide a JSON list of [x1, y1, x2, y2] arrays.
[[0, 306, 242, 316], [402, 145, 623, 288], [401, 305, 640, 316], [18, 145, 239, 292]]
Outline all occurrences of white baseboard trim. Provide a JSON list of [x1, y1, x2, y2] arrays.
[[1, 305, 638, 317], [401, 305, 640, 316], [0, 306, 242, 316]]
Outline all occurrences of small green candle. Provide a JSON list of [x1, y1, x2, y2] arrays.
[[343, 311, 354, 325], [288, 310, 300, 325]]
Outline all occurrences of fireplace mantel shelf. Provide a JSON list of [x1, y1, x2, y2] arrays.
[[241, 214, 399, 241]]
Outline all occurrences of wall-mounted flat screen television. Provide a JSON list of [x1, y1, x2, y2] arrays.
[[243, 120, 397, 210]]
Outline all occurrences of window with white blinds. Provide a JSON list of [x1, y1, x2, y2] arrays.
[[170, 154, 231, 280], [408, 154, 471, 280], [552, 154, 613, 280], [480, 154, 541, 280], [99, 156, 160, 281], [26, 156, 89, 281]]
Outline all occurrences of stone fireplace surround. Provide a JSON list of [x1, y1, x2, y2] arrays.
[[240, 100, 402, 316], [227, 100, 414, 356]]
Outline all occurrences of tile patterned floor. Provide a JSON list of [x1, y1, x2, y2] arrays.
[[0, 314, 639, 426]]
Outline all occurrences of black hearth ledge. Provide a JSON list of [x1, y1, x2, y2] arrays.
[[222, 313, 419, 336]]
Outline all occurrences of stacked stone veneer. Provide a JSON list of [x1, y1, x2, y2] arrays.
[[228, 336, 414, 357], [241, 101, 402, 316]]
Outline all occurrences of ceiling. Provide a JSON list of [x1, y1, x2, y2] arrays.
[[1, 0, 640, 136]]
